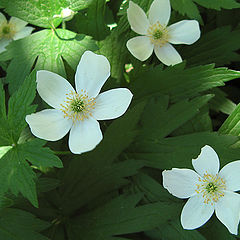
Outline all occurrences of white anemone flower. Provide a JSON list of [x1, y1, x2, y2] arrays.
[[0, 13, 34, 53], [26, 51, 133, 154], [126, 0, 201, 66], [162, 145, 240, 234]]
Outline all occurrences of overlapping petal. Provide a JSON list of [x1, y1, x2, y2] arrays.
[[0, 12, 7, 25], [25, 109, 72, 141], [127, 1, 150, 35], [154, 43, 182, 66], [149, 0, 171, 25], [215, 192, 240, 235], [181, 194, 214, 230], [192, 145, 220, 177], [92, 88, 133, 120], [162, 168, 200, 198], [75, 51, 110, 98], [36, 70, 75, 110], [69, 117, 103, 154], [167, 20, 200, 45], [9, 17, 27, 32], [127, 36, 153, 61], [13, 26, 34, 40], [0, 38, 11, 53], [219, 160, 240, 191]]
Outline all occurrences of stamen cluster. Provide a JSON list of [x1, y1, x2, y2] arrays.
[[60, 90, 96, 122], [147, 21, 169, 46], [195, 172, 226, 205], [0, 23, 16, 39]]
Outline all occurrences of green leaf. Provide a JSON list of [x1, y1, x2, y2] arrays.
[[139, 94, 213, 140], [171, 0, 240, 22], [0, 208, 50, 240], [183, 26, 240, 67], [0, 72, 36, 145], [219, 103, 240, 135], [0, 29, 97, 94], [2, 0, 94, 28], [74, 0, 110, 40], [209, 88, 236, 115], [130, 63, 240, 103], [69, 194, 182, 239], [132, 132, 240, 169]]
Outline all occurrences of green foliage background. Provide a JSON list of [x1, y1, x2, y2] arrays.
[[1, 0, 240, 239]]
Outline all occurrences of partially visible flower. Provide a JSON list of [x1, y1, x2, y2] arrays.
[[126, 0, 200, 66], [0, 13, 34, 53], [53, 8, 75, 21], [162, 145, 240, 234], [26, 51, 133, 154]]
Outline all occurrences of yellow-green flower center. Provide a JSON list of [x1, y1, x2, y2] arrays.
[[0, 23, 16, 39], [196, 172, 226, 205], [147, 21, 169, 47], [60, 90, 96, 122]]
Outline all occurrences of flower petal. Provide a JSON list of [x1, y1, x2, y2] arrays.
[[126, 36, 153, 61], [92, 88, 133, 120], [0, 38, 11, 54], [215, 191, 240, 235], [36, 70, 75, 110], [75, 51, 110, 98], [0, 12, 7, 25], [9, 17, 27, 32], [127, 1, 150, 35], [149, 0, 171, 25], [192, 145, 220, 177], [13, 26, 34, 40], [68, 117, 103, 154], [25, 109, 72, 141], [218, 160, 240, 192], [154, 43, 182, 66], [181, 194, 214, 230], [167, 20, 200, 45], [162, 168, 200, 199]]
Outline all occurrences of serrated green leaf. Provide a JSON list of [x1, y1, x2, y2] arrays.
[[132, 132, 240, 169], [0, 29, 97, 94], [219, 103, 240, 135], [183, 26, 240, 67], [130, 63, 240, 103], [139, 94, 213, 140], [20, 139, 63, 168], [2, 0, 94, 28], [0, 208, 50, 240], [69, 194, 181, 239], [171, 0, 240, 22]]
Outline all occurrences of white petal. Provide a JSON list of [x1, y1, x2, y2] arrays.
[[75, 51, 110, 98], [192, 145, 220, 177], [9, 17, 27, 32], [0, 38, 11, 53], [127, 1, 150, 35], [13, 26, 34, 40], [0, 12, 7, 25], [92, 88, 133, 120], [215, 191, 240, 235], [181, 194, 214, 230], [25, 109, 72, 141], [154, 43, 182, 66], [36, 70, 75, 110], [219, 160, 240, 192], [162, 168, 199, 199], [167, 20, 200, 45], [149, 0, 171, 25], [127, 36, 153, 61], [68, 117, 103, 154]]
